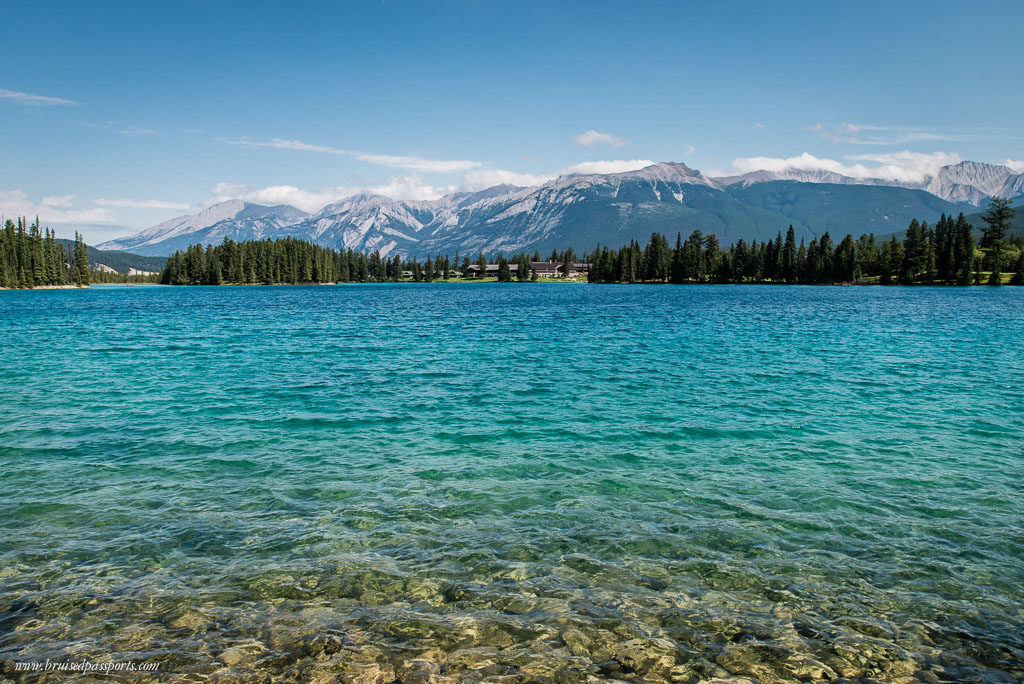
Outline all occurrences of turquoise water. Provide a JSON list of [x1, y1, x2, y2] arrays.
[[1, 284, 1022, 682]]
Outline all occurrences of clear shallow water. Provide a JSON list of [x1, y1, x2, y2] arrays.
[[0, 284, 1022, 682]]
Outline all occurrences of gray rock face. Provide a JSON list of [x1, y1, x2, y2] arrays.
[[925, 161, 1024, 204]]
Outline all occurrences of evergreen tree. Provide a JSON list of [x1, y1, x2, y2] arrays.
[[205, 245, 222, 285], [73, 232, 90, 286], [1011, 248, 1024, 286], [934, 214, 954, 282], [980, 197, 1013, 253], [953, 214, 975, 285], [834, 235, 857, 282], [781, 226, 797, 284], [497, 254, 512, 282], [980, 197, 1013, 285]]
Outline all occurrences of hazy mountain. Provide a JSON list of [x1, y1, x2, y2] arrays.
[[714, 160, 1024, 205], [101, 161, 1012, 258], [53, 239, 168, 273], [714, 168, 899, 188], [725, 182, 974, 238]]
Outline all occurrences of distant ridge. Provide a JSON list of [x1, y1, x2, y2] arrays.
[[100, 160, 1020, 258], [54, 238, 168, 273]]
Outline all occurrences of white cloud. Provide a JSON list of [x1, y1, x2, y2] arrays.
[[0, 190, 113, 224], [563, 159, 655, 175], [683, 144, 697, 156], [42, 195, 75, 208], [753, 122, 765, 129], [208, 183, 360, 213], [210, 182, 248, 197], [368, 175, 454, 202], [0, 87, 76, 106], [717, 151, 961, 183], [206, 175, 452, 211], [224, 138, 483, 173], [845, 151, 962, 182], [1003, 159, 1024, 173], [94, 198, 192, 210], [574, 130, 629, 147], [462, 169, 556, 190]]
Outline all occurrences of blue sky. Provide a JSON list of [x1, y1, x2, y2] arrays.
[[2, 0, 1023, 242]]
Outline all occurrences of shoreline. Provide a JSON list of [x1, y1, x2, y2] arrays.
[[130, 280, 1016, 288], [0, 284, 88, 290], [3, 280, 1021, 289]]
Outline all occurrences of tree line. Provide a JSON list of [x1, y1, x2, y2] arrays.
[[588, 199, 1021, 285], [157, 199, 1019, 287], [159, 236, 581, 284], [1, 218, 89, 288]]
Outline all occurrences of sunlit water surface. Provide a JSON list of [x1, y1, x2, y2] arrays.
[[1, 284, 1022, 682]]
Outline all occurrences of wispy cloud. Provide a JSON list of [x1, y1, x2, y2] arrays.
[[224, 138, 483, 174], [117, 126, 158, 137], [803, 122, 994, 146], [87, 121, 160, 136], [574, 130, 629, 147], [94, 198, 192, 210], [712, 150, 961, 183], [1004, 159, 1024, 173], [0, 87, 77, 107]]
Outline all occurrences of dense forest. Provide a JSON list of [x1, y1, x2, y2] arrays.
[[158, 236, 577, 285], [0, 218, 90, 288], [589, 200, 1022, 285]]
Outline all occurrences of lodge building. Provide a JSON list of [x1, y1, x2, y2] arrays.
[[464, 262, 590, 278]]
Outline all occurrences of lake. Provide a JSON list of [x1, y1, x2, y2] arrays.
[[1, 284, 1022, 682]]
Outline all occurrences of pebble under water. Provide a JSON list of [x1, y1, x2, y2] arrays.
[[0, 283, 1022, 682]]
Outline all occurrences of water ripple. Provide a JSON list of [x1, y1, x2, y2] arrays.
[[0, 284, 1022, 682]]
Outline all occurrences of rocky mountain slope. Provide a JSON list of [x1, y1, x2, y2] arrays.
[[101, 161, 1018, 257]]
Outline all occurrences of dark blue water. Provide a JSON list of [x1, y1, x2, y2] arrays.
[[1, 284, 1022, 681]]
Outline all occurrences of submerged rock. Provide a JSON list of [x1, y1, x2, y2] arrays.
[[217, 641, 267, 667]]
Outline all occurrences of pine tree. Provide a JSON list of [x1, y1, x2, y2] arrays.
[[952, 214, 975, 285], [780, 226, 797, 284], [497, 254, 511, 282], [73, 232, 90, 286], [980, 197, 1013, 285], [1010, 248, 1024, 286]]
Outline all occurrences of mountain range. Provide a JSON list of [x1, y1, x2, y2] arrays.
[[99, 160, 1023, 258]]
